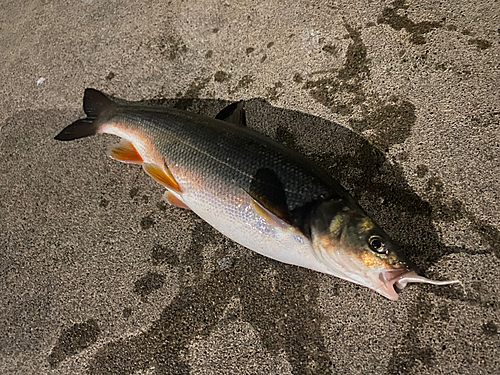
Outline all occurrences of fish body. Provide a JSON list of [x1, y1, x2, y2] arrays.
[[55, 89, 458, 300]]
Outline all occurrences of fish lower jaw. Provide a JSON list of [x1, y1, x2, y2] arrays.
[[314, 245, 373, 289], [373, 269, 412, 300], [313, 245, 405, 300]]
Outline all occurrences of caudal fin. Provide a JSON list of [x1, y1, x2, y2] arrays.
[[54, 89, 113, 141]]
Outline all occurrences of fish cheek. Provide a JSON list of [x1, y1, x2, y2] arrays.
[[312, 231, 341, 257], [354, 251, 388, 269]]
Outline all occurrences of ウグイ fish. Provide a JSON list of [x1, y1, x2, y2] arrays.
[[55, 89, 458, 300]]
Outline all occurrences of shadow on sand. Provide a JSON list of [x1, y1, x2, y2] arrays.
[[44, 97, 498, 374]]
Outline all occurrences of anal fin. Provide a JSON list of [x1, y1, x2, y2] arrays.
[[163, 191, 190, 210], [108, 140, 143, 164], [143, 162, 182, 193]]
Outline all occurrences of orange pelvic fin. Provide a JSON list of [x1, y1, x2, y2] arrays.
[[143, 162, 182, 193], [108, 140, 144, 164], [163, 191, 190, 210]]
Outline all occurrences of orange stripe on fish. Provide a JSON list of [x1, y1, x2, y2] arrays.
[[100, 122, 183, 194], [100, 122, 157, 161]]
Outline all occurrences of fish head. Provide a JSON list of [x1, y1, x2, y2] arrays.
[[310, 199, 458, 300]]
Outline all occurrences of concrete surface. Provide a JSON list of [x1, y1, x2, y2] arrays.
[[1, 0, 499, 374]]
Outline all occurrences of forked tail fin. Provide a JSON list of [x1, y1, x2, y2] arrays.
[[54, 89, 113, 141]]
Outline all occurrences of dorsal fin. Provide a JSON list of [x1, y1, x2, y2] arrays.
[[215, 101, 246, 126], [83, 88, 113, 119]]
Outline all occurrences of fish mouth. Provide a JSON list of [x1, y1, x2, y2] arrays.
[[315, 243, 460, 301], [377, 269, 460, 301]]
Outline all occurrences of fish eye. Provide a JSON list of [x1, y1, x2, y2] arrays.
[[369, 236, 385, 253]]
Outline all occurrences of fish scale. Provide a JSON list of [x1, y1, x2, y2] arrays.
[[119, 107, 343, 211], [55, 88, 459, 300]]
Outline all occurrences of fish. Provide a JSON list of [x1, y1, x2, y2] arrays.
[[55, 88, 459, 300]]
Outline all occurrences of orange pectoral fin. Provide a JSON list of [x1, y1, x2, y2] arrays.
[[108, 140, 144, 164], [163, 191, 190, 210], [143, 162, 182, 193]]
